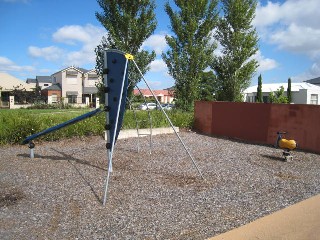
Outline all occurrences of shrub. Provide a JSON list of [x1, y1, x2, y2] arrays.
[[0, 109, 194, 145]]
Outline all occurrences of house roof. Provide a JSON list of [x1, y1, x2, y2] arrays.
[[78, 67, 89, 73], [133, 89, 173, 96], [26, 78, 37, 84], [244, 82, 320, 94], [84, 69, 99, 76], [0, 72, 35, 91], [304, 76, 320, 84], [42, 83, 61, 91], [52, 66, 90, 76], [36, 76, 52, 83]]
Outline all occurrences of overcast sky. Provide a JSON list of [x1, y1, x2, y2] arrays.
[[1, 0, 320, 89]]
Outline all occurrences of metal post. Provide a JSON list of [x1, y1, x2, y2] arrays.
[[103, 58, 129, 205], [28, 142, 35, 159], [103, 150, 112, 205], [131, 60, 205, 180]]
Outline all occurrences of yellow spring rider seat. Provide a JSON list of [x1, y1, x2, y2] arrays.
[[275, 131, 297, 161]]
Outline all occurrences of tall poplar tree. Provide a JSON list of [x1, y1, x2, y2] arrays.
[[212, 0, 259, 102], [162, 0, 219, 111], [257, 74, 262, 102], [95, 0, 157, 98], [287, 77, 292, 103], [199, 71, 216, 101]]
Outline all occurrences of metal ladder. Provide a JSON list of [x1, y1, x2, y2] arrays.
[[126, 85, 153, 154]]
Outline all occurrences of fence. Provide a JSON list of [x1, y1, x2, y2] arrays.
[[5, 96, 100, 109], [0, 101, 9, 108], [194, 101, 320, 154]]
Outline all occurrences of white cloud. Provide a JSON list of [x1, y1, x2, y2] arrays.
[[0, 56, 34, 72], [28, 24, 106, 67], [255, 0, 320, 29], [28, 46, 64, 61], [55, 24, 105, 66], [215, 46, 278, 73], [253, 1, 282, 27], [292, 59, 320, 82], [149, 59, 167, 72], [269, 23, 320, 58], [142, 33, 168, 54], [254, 50, 278, 72], [254, 0, 320, 58], [53, 24, 105, 45]]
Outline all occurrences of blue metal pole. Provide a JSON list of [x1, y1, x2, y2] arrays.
[[22, 108, 102, 144]]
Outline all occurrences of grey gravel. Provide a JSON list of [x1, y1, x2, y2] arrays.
[[1, 132, 320, 239]]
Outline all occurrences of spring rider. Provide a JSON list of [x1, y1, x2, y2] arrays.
[[275, 131, 297, 161]]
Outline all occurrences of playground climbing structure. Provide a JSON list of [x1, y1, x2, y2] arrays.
[[22, 49, 204, 206]]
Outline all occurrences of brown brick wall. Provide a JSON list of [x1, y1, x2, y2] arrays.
[[194, 101, 320, 153], [41, 90, 61, 98]]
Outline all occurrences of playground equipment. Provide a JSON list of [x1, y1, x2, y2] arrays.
[[275, 131, 297, 161], [22, 108, 102, 158], [22, 49, 204, 206]]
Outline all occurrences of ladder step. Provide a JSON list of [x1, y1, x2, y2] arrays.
[[138, 133, 151, 136]]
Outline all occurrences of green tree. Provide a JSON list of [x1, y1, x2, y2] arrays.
[[162, 0, 219, 111], [256, 74, 262, 102], [11, 85, 28, 104], [287, 77, 292, 103], [11, 85, 45, 104], [95, 0, 157, 100], [0, 86, 2, 105], [269, 86, 288, 103], [212, 0, 259, 102], [199, 71, 216, 101]]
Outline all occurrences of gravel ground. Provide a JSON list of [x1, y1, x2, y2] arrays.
[[1, 132, 320, 239]]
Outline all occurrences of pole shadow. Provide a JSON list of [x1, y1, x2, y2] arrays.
[[260, 154, 285, 162], [18, 148, 105, 204]]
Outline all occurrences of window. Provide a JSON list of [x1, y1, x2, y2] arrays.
[[88, 74, 97, 80], [310, 94, 318, 105], [44, 84, 49, 86], [51, 94, 58, 103], [66, 70, 78, 75], [66, 76, 77, 84], [68, 95, 77, 104]]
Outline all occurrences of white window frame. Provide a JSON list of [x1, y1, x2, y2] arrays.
[[51, 93, 58, 103], [310, 94, 318, 105]]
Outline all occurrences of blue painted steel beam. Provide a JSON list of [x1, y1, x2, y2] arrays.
[[22, 108, 102, 144], [104, 49, 129, 150]]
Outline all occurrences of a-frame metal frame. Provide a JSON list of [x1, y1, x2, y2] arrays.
[[102, 50, 204, 205]]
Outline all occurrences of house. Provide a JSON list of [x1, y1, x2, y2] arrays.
[[41, 84, 62, 104], [26, 76, 52, 89], [26, 78, 37, 84], [244, 82, 320, 105], [36, 76, 52, 89], [0, 72, 35, 91], [304, 76, 320, 87], [51, 66, 100, 104], [83, 69, 100, 103], [133, 88, 174, 103], [0, 72, 35, 107]]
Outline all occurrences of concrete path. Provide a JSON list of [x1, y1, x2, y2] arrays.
[[209, 194, 320, 240], [107, 127, 179, 140]]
